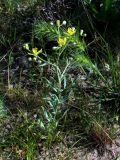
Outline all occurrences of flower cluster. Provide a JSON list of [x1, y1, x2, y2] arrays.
[[50, 20, 77, 48], [57, 27, 76, 47], [24, 20, 86, 61]]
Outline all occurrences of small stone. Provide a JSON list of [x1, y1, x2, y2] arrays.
[[6, 124, 11, 129], [115, 139, 120, 146]]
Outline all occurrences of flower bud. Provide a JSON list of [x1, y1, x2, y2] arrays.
[[33, 57, 37, 61], [73, 42, 76, 46], [23, 43, 29, 50], [38, 60, 42, 63], [56, 20, 60, 27], [52, 46, 58, 50], [50, 22, 54, 25], [62, 20, 66, 25], [28, 57, 32, 61], [80, 29, 84, 36]]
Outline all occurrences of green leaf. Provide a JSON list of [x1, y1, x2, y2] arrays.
[[116, 156, 120, 160], [102, 0, 113, 11]]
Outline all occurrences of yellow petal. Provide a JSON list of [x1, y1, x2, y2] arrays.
[[65, 27, 76, 36], [32, 48, 39, 56], [32, 48, 42, 57], [57, 37, 67, 46]]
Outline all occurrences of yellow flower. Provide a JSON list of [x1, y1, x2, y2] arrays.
[[32, 48, 42, 57], [65, 27, 76, 36], [57, 37, 67, 46]]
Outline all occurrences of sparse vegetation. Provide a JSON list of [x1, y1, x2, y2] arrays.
[[0, 0, 120, 159]]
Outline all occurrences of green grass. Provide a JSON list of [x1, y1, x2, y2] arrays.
[[0, 96, 7, 120], [0, 0, 120, 159]]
